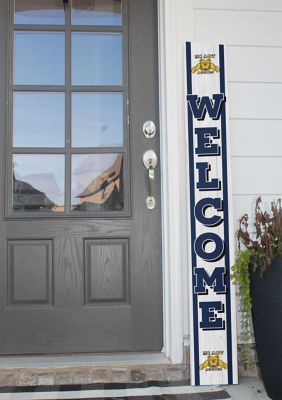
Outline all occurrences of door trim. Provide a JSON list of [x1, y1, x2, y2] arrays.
[[158, 0, 194, 364]]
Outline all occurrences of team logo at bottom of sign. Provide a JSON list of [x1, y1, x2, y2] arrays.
[[200, 351, 228, 371], [191, 53, 220, 74]]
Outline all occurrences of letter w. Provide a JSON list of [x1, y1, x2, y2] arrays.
[[194, 267, 226, 294], [187, 94, 225, 120]]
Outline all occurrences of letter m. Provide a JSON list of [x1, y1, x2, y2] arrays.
[[194, 267, 226, 294], [187, 94, 225, 120]]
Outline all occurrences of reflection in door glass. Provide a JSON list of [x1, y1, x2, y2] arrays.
[[14, 32, 65, 85], [14, 0, 65, 25], [72, 32, 122, 86], [13, 92, 65, 148], [13, 155, 65, 212], [72, 0, 122, 26], [71, 154, 123, 211], [72, 92, 123, 147]]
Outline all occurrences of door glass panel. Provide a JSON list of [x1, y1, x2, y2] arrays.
[[71, 154, 123, 211], [14, 0, 65, 25], [13, 92, 65, 147], [14, 31, 65, 85], [13, 155, 65, 212], [71, 0, 122, 26], [72, 93, 123, 148], [10, 2, 126, 216], [72, 33, 122, 86]]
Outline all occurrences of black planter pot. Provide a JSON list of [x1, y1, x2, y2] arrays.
[[250, 256, 282, 400]]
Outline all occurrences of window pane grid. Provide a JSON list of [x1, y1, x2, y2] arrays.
[[14, 0, 122, 27], [10, 0, 127, 215], [71, 0, 122, 26]]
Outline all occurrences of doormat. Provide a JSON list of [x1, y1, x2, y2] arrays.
[[0, 391, 231, 400], [0, 383, 232, 400]]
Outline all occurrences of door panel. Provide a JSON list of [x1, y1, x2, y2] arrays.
[[0, 0, 162, 354]]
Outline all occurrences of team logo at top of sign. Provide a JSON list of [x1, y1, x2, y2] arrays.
[[200, 351, 228, 371], [192, 54, 220, 74]]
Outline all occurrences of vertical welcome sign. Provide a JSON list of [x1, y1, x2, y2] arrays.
[[185, 43, 238, 386]]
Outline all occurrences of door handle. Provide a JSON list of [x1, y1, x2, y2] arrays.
[[143, 150, 158, 210]]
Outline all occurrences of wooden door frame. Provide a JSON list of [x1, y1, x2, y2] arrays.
[[158, 0, 194, 364]]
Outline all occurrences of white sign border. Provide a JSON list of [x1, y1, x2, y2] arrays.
[[185, 42, 238, 386]]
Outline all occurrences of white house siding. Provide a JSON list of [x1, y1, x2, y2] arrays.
[[193, 0, 282, 240], [158, 0, 282, 363], [173, 1, 282, 347]]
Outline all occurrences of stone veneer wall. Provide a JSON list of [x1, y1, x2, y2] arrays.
[[0, 364, 189, 387], [0, 345, 258, 387]]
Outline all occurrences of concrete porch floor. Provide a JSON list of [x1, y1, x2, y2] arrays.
[[0, 378, 271, 399], [222, 377, 270, 399]]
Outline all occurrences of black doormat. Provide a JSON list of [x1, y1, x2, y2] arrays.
[[0, 391, 231, 400], [0, 382, 232, 400], [0, 381, 192, 393], [45, 394, 231, 400], [0, 381, 231, 399]]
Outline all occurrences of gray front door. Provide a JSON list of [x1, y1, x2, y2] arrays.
[[0, 0, 162, 354]]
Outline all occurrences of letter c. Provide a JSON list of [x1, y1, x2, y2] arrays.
[[194, 197, 223, 227]]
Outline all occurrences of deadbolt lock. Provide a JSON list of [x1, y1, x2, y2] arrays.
[[143, 121, 156, 139]]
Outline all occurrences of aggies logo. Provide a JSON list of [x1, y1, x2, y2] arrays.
[[192, 54, 220, 74], [200, 351, 228, 371]]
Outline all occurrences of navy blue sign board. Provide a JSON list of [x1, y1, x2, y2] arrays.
[[185, 42, 238, 386]]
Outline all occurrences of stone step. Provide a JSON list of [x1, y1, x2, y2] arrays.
[[0, 353, 188, 387]]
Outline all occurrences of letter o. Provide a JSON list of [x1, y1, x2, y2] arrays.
[[194, 232, 225, 262]]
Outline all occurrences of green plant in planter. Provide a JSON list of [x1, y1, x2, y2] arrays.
[[231, 196, 282, 369], [231, 248, 253, 369]]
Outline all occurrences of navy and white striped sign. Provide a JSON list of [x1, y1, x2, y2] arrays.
[[185, 43, 238, 386]]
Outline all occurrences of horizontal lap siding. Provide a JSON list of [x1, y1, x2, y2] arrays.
[[227, 47, 282, 83], [229, 83, 282, 119], [230, 120, 282, 156], [232, 158, 282, 194], [195, 10, 282, 47], [194, 4, 282, 229], [195, 0, 282, 12]]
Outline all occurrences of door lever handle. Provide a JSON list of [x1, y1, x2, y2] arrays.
[[143, 150, 158, 210]]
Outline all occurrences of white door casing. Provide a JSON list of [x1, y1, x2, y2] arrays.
[[158, 0, 194, 364]]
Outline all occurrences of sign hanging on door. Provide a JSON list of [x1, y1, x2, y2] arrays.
[[185, 42, 238, 386]]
